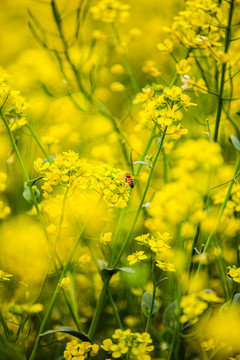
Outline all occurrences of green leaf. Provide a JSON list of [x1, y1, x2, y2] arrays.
[[233, 293, 240, 304], [119, 267, 135, 274], [230, 135, 240, 151], [101, 268, 119, 279], [27, 176, 44, 187], [40, 327, 91, 342], [141, 292, 158, 319], [163, 301, 178, 330], [23, 182, 40, 204], [101, 267, 135, 279], [133, 161, 152, 168], [98, 260, 108, 270]]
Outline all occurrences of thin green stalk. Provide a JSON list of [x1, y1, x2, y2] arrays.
[[187, 222, 201, 274], [51, 0, 131, 168], [29, 270, 67, 360], [223, 106, 240, 138], [29, 222, 87, 360], [134, 124, 156, 176], [213, 0, 235, 142], [27, 123, 51, 162], [145, 255, 156, 332], [108, 207, 127, 268], [214, 236, 230, 299], [109, 124, 157, 267], [108, 290, 124, 330], [88, 126, 168, 340], [112, 23, 140, 93], [88, 276, 110, 340], [113, 126, 168, 269], [162, 147, 168, 184], [196, 152, 240, 276]]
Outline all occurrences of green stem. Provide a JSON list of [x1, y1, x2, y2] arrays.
[[108, 289, 124, 330], [113, 126, 168, 269], [88, 276, 110, 340], [196, 152, 240, 275], [162, 147, 168, 184], [27, 124, 51, 162], [187, 222, 201, 274], [145, 255, 156, 332], [223, 106, 240, 139], [51, 0, 131, 168], [29, 224, 86, 360], [109, 124, 157, 268], [112, 23, 140, 93], [214, 236, 230, 299], [29, 270, 67, 360], [213, 0, 235, 142], [88, 127, 168, 340], [134, 124, 156, 176]]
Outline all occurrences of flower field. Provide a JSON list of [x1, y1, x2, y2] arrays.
[[1, 0, 240, 359]]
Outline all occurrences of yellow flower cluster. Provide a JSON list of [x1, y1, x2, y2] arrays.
[[127, 251, 147, 265], [34, 151, 130, 208], [128, 232, 175, 271], [164, 0, 225, 49], [0, 69, 27, 131], [0, 270, 13, 281], [139, 86, 196, 127], [0, 172, 7, 192], [172, 139, 223, 193], [100, 232, 112, 245], [0, 200, 11, 220], [64, 340, 99, 360], [0, 171, 11, 220], [180, 290, 223, 324], [90, 0, 130, 24], [101, 328, 154, 359], [146, 182, 205, 237], [228, 266, 240, 284]]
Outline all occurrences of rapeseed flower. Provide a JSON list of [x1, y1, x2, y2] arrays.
[[127, 251, 147, 265], [101, 329, 154, 359], [0, 270, 13, 281], [100, 232, 112, 245], [64, 340, 99, 360], [34, 151, 130, 208], [90, 0, 130, 24], [228, 266, 240, 283]]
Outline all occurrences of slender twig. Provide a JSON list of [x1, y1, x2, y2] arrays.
[[213, 0, 235, 142]]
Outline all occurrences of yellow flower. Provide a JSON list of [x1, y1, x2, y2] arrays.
[[21, 303, 44, 314], [135, 233, 150, 245], [59, 277, 70, 291], [102, 339, 113, 351], [110, 64, 125, 75], [157, 39, 174, 53], [156, 259, 175, 272], [0, 172, 7, 192], [100, 232, 112, 245], [0, 270, 13, 281], [127, 251, 147, 265], [90, 0, 130, 24], [201, 338, 215, 351], [110, 82, 125, 92], [228, 267, 240, 283], [64, 340, 99, 359], [101, 330, 154, 360]]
